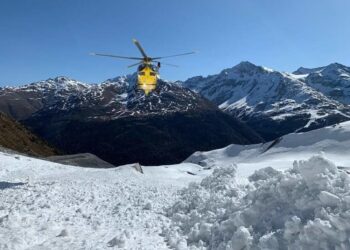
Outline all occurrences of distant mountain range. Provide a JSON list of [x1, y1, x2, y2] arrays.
[[1, 61, 349, 165], [183, 62, 350, 140], [295, 63, 350, 104], [0, 76, 261, 165]]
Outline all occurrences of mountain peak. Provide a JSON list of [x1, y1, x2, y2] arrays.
[[235, 61, 257, 68], [293, 63, 349, 75], [216, 61, 269, 79], [231, 61, 274, 74], [232, 61, 264, 71], [323, 62, 349, 73], [51, 76, 73, 82], [326, 62, 346, 68]]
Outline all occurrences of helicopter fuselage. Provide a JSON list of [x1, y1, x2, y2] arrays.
[[137, 62, 159, 95]]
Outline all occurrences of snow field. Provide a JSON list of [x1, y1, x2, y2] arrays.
[[0, 152, 204, 249], [2, 121, 350, 249]]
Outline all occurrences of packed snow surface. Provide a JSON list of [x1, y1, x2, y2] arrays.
[[1, 121, 350, 249], [0, 152, 205, 249]]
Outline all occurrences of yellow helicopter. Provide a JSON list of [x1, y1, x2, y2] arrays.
[[91, 39, 195, 95]]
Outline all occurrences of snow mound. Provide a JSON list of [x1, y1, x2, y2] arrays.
[[165, 156, 350, 249]]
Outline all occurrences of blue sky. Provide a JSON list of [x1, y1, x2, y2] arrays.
[[1, 0, 350, 86]]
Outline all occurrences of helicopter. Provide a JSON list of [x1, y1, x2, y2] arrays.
[[90, 39, 195, 95]]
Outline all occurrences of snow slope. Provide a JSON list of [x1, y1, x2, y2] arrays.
[[0, 152, 206, 249], [186, 121, 350, 179]]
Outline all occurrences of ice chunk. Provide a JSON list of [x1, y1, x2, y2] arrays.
[[294, 156, 337, 190], [229, 226, 253, 250], [319, 191, 340, 206]]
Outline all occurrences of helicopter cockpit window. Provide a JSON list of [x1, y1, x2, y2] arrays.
[[150, 72, 156, 76], [139, 71, 145, 75]]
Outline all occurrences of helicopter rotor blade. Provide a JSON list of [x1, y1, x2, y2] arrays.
[[155, 61, 179, 67], [127, 62, 143, 68], [90, 53, 142, 60], [132, 39, 148, 58], [152, 51, 196, 60]]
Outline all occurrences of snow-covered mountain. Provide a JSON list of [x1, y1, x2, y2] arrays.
[[2, 121, 350, 249], [0, 77, 91, 120], [2, 61, 350, 164], [0, 75, 230, 120], [0, 75, 200, 120], [183, 61, 350, 140], [294, 63, 350, 104], [0, 76, 261, 166]]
